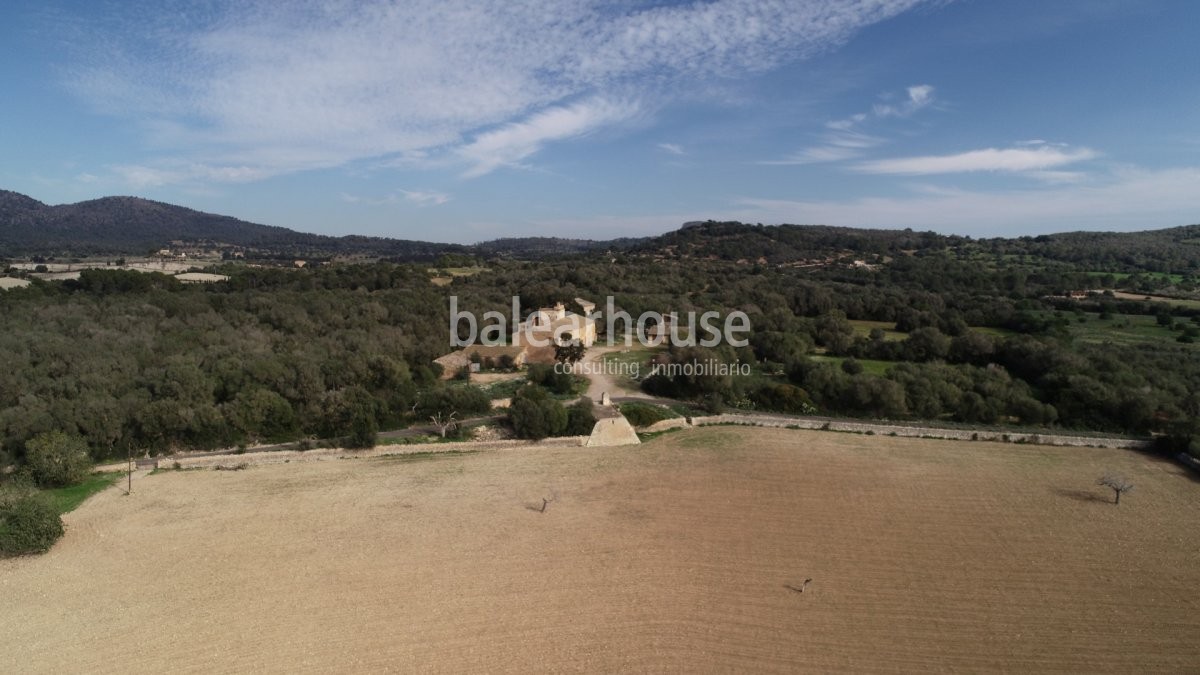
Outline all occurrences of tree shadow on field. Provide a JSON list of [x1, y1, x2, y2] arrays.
[[1052, 487, 1112, 504]]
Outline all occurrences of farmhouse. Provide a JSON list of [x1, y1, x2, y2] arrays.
[[521, 301, 597, 347]]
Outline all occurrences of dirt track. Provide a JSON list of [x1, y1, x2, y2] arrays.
[[3, 427, 1199, 672]]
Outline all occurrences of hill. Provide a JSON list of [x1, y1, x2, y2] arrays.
[[0, 190, 466, 260], [631, 219, 1200, 273], [4, 189, 1199, 271]]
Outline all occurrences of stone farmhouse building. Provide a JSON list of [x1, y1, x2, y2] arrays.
[[521, 301, 597, 347]]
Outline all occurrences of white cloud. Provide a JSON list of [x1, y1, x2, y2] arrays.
[[764, 84, 933, 165], [111, 163, 271, 188], [657, 143, 686, 156], [340, 188, 450, 207], [62, 0, 935, 186], [399, 189, 451, 207], [855, 145, 1098, 175], [872, 84, 937, 118], [457, 98, 639, 178]]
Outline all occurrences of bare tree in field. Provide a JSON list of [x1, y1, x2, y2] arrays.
[[785, 578, 813, 594], [529, 488, 558, 513], [1097, 474, 1134, 505], [430, 411, 457, 439]]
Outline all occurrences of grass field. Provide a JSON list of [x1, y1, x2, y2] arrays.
[[809, 353, 895, 376], [1085, 270, 1189, 284], [1063, 312, 1198, 346], [44, 473, 123, 514], [3, 427, 1199, 672], [847, 319, 906, 341]]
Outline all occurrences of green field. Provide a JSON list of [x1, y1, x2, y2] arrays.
[[1063, 312, 1197, 346], [847, 319, 906, 341], [809, 354, 895, 376], [1085, 270, 1187, 284], [45, 473, 122, 514]]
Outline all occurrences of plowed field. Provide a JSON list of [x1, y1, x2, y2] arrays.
[[3, 427, 1198, 672]]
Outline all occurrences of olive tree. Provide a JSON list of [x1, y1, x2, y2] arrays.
[[23, 431, 91, 488], [1097, 474, 1134, 505]]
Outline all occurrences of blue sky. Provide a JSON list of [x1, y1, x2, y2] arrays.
[[2, 0, 1198, 243]]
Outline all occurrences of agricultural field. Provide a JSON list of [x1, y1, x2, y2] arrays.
[[809, 353, 895, 376], [1107, 291, 1200, 311], [847, 319, 907, 341], [1058, 311, 1200, 347], [3, 427, 1198, 672]]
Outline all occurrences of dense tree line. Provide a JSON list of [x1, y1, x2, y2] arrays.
[[3, 223, 1200, 469], [0, 266, 474, 463]]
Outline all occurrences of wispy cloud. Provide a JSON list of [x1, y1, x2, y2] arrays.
[[457, 98, 639, 178], [657, 143, 686, 156], [399, 189, 450, 206], [435, 165, 1200, 239], [873, 84, 936, 118], [111, 163, 270, 188], [763, 84, 934, 165], [340, 188, 451, 207], [854, 144, 1098, 175], [61, 0, 935, 186]]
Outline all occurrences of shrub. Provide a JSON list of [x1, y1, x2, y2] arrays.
[[525, 364, 577, 395], [23, 431, 91, 488], [0, 493, 64, 557], [619, 402, 675, 427], [508, 386, 568, 440], [565, 398, 597, 436], [699, 393, 725, 414]]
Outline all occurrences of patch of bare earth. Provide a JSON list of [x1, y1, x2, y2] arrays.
[[3, 428, 1199, 672]]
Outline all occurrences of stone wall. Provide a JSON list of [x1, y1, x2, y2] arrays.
[[690, 414, 1152, 450], [152, 436, 589, 470], [639, 418, 691, 434]]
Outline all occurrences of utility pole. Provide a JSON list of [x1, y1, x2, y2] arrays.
[[126, 446, 133, 495]]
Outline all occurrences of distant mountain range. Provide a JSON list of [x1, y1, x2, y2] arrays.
[[2, 189, 1198, 270], [0, 190, 477, 260]]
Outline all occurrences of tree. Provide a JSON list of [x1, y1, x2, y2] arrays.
[[320, 386, 378, 448], [508, 386, 567, 440], [554, 341, 586, 365], [430, 411, 458, 439], [565, 398, 597, 435], [0, 493, 64, 556], [1097, 474, 1134, 505], [526, 363, 577, 395], [23, 431, 91, 488]]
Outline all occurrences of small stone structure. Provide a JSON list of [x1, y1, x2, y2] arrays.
[[585, 416, 641, 447]]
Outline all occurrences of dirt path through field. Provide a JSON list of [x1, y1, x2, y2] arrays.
[[582, 345, 648, 401]]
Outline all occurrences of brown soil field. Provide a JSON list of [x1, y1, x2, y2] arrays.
[[3, 427, 1199, 673]]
